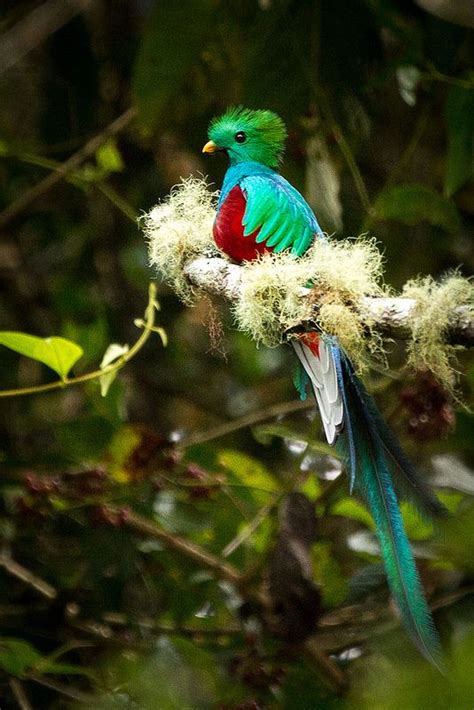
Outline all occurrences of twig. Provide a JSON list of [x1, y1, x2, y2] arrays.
[[9, 679, 33, 710], [0, 107, 136, 228], [96, 182, 138, 223], [178, 398, 312, 449], [116, 508, 242, 586], [221, 494, 281, 558], [0, 282, 164, 398], [28, 675, 92, 703], [0, 0, 92, 74], [0, 553, 57, 600], [420, 63, 474, 90], [100, 613, 242, 638], [114, 507, 351, 693], [382, 101, 433, 189], [183, 256, 474, 346], [3, 148, 138, 223], [313, 584, 474, 655], [303, 637, 348, 694], [315, 87, 370, 213]]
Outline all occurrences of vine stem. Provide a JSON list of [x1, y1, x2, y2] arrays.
[[0, 282, 165, 398]]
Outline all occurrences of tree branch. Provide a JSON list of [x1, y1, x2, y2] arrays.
[[183, 256, 474, 346], [0, 0, 92, 75], [0, 107, 136, 228], [117, 508, 242, 587], [0, 552, 57, 600], [9, 679, 33, 710]]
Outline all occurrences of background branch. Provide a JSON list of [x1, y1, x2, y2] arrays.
[[0, 0, 92, 75], [0, 107, 136, 228]]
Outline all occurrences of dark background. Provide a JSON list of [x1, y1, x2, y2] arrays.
[[0, 1, 473, 707]]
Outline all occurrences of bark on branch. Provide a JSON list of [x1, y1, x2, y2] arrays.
[[183, 256, 474, 347]]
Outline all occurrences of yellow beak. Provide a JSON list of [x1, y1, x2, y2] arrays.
[[202, 140, 218, 154]]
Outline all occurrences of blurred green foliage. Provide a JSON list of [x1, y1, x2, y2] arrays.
[[0, 0, 473, 707]]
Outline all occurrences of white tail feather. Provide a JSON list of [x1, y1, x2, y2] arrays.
[[292, 338, 344, 445]]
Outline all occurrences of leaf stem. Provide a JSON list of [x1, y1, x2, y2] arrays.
[[0, 107, 136, 228], [420, 64, 474, 90], [96, 182, 138, 223], [0, 283, 164, 398], [2, 147, 138, 223], [312, 86, 370, 212]]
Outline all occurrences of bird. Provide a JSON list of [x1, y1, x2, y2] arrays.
[[202, 106, 443, 666]]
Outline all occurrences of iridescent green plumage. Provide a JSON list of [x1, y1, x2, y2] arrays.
[[209, 106, 287, 168], [209, 107, 322, 254], [241, 174, 318, 254]]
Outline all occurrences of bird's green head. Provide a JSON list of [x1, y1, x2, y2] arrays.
[[203, 107, 287, 169]]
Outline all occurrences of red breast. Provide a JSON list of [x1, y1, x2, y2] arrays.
[[213, 185, 270, 263]]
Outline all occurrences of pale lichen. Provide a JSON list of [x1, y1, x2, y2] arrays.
[[142, 177, 472, 387], [233, 239, 387, 371], [402, 274, 474, 393], [233, 251, 314, 346], [142, 176, 218, 302]]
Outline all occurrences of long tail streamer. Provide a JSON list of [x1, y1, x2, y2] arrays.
[[293, 335, 443, 667]]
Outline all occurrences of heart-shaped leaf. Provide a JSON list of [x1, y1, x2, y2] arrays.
[[0, 332, 83, 380]]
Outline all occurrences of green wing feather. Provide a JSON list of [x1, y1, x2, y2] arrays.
[[241, 174, 321, 256]]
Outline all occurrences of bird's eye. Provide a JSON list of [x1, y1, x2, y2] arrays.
[[234, 131, 246, 144]]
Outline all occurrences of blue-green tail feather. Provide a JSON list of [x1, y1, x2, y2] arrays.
[[334, 346, 443, 667], [344, 358, 446, 517]]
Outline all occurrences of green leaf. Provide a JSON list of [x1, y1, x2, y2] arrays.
[[96, 138, 124, 174], [437, 491, 463, 512], [400, 502, 434, 541], [0, 639, 42, 676], [372, 184, 461, 233], [312, 542, 348, 607], [55, 416, 116, 462], [107, 637, 222, 708], [72, 164, 102, 189], [0, 331, 83, 379], [154, 491, 213, 536], [34, 660, 91, 677], [252, 422, 333, 455], [445, 79, 474, 196], [218, 449, 280, 493], [107, 424, 142, 482], [132, 0, 214, 131], [0, 640, 92, 678], [331, 497, 375, 530], [436, 501, 474, 572]]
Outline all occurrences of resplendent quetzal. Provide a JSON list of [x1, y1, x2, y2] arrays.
[[202, 106, 443, 666]]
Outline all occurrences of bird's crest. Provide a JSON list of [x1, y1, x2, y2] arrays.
[[208, 106, 287, 168]]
